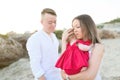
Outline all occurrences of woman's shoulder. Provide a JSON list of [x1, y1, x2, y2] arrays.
[[92, 43, 104, 55], [95, 43, 104, 50]]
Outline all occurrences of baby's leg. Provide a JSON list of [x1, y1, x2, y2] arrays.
[[81, 67, 87, 72]]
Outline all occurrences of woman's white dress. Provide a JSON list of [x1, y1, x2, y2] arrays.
[[95, 73, 102, 80]]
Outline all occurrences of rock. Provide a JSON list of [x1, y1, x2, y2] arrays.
[[98, 29, 119, 39], [0, 37, 24, 68], [0, 58, 34, 80], [7, 31, 32, 58]]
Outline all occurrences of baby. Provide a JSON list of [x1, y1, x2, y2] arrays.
[[56, 32, 92, 75]]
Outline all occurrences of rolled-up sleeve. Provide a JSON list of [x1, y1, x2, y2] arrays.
[[26, 35, 45, 79]]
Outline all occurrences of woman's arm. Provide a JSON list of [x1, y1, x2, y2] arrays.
[[61, 28, 73, 53], [68, 44, 104, 80], [60, 28, 74, 80]]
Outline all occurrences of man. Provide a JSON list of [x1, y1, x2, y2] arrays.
[[26, 8, 62, 80]]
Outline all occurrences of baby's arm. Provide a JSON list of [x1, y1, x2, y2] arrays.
[[81, 67, 87, 72], [78, 43, 93, 51]]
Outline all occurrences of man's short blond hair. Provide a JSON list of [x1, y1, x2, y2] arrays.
[[41, 8, 57, 16]]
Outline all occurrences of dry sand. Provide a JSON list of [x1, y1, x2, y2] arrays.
[[100, 38, 120, 79]]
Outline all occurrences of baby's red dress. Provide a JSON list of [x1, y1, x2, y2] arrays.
[[55, 40, 91, 75]]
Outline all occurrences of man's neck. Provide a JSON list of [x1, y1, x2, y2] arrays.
[[42, 29, 52, 36]]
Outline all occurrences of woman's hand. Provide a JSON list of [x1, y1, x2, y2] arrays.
[[62, 28, 74, 42], [61, 70, 66, 80]]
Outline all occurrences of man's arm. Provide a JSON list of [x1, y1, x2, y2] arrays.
[[26, 35, 45, 80]]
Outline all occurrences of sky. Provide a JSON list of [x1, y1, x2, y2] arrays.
[[0, 0, 120, 34]]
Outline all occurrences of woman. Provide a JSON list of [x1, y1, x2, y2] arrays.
[[61, 14, 104, 80]]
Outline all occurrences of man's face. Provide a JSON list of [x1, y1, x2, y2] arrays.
[[41, 13, 57, 34]]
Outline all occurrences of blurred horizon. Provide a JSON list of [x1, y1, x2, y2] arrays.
[[0, 0, 120, 34]]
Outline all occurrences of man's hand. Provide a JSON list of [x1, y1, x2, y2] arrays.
[[38, 75, 46, 80]]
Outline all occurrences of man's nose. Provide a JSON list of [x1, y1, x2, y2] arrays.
[[52, 23, 56, 26]]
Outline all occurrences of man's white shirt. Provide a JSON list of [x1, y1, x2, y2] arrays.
[[26, 30, 62, 80]]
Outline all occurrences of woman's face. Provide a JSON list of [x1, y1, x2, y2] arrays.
[[72, 19, 83, 39]]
